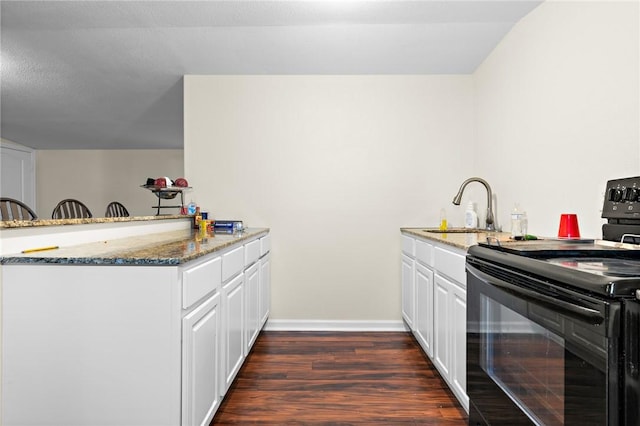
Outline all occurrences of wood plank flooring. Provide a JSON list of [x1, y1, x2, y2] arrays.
[[211, 331, 468, 425]]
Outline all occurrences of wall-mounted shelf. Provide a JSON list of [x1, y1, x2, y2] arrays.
[[140, 185, 192, 215]]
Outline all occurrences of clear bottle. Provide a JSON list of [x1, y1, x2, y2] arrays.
[[464, 202, 478, 229], [511, 204, 523, 239]]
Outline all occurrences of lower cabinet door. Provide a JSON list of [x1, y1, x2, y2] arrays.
[[450, 280, 468, 412], [245, 262, 260, 353], [182, 292, 221, 426], [414, 262, 434, 358], [259, 253, 271, 327], [401, 254, 415, 328], [433, 273, 451, 380], [222, 272, 245, 393]]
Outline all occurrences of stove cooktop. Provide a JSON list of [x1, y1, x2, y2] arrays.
[[468, 243, 640, 298], [478, 238, 640, 258], [547, 257, 640, 278]]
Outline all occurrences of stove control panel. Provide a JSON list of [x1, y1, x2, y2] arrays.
[[602, 176, 640, 219]]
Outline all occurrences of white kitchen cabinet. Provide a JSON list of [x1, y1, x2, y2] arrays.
[[450, 279, 467, 410], [401, 235, 416, 330], [260, 233, 271, 257], [259, 251, 271, 327], [433, 273, 453, 380], [433, 271, 468, 411], [413, 238, 434, 358], [400, 232, 468, 413], [221, 272, 245, 393], [244, 238, 260, 267], [1, 231, 271, 426], [222, 245, 244, 282], [433, 245, 469, 413], [244, 236, 262, 353], [182, 256, 222, 309], [244, 262, 260, 353], [414, 262, 434, 358], [181, 256, 223, 426], [182, 292, 221, 426], [401, 253, 415, 328]]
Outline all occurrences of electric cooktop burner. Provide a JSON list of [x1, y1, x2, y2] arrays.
[[547, 257, 640, 278], [478, 238, 640, 258]]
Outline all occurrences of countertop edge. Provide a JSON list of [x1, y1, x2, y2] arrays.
[[1, 228, 270, 266], [0, 215, 187, 229], [401, 227, 512, 250]]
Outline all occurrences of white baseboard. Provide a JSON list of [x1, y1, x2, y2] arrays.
[[263, 319, 408, 332]]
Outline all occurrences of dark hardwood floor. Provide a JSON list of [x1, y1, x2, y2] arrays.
[[212, 331, 468, 425]]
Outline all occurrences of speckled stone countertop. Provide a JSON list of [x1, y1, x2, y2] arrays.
[[0, 214, 186, 229], [401, 227, 513, 250], [0, 228, 269, 265]]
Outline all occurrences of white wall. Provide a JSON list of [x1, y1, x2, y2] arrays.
[[183, 1, 639, 324], [36, 150, 184, 219], [185, 75, 475, 323], [474, 0, 639, 238]]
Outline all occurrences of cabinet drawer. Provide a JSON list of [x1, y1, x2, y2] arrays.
[[434, 246, 466, 285], [260, 234, 271, 257], [401, 235, 415, 257], [245, 239, 260, 267], [222, 246, 244, 282], [182, 256, 222, 309], [415, 239, 433, 267]]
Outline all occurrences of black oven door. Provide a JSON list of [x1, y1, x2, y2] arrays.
[[624, 300, 640, 425], [467, 256, 621, 426]]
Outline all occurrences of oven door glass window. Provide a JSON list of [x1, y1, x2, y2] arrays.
[[480, 294, 565, 426]]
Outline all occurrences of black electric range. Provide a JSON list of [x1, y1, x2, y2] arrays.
[[467, 176, 640, 426]]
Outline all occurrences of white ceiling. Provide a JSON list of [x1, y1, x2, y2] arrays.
[[0, 0, 542, 150]]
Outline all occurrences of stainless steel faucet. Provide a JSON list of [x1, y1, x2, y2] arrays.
[[452, 177, 495, 231]]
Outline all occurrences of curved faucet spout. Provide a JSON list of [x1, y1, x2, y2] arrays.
[[452, 177, 495, 231]]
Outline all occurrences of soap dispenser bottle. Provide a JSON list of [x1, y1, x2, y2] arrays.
[[439, 208, 448, 231], [464, 202, 478, 229]]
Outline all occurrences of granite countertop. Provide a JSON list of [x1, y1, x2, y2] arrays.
[[0, 228, 269, 265], [401, 227, 513, 250], [0, 214, 186, 229]]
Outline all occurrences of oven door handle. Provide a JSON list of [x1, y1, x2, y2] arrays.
[[468, 264, 605, 325]]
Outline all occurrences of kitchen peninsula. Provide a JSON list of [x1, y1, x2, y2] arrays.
[[0, 216, 271, 426]]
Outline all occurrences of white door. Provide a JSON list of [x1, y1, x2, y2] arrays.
[[433, 273, 451, 380], [450, 280, 468, 412], [401, 254, 415, 328], [0, 142, 35, 209], [182, 292, 221, 426], [222, 272, 245, 393], [259, 253, 271, 327], [414, 262, 434, 358], [244, 262, 260, 353]]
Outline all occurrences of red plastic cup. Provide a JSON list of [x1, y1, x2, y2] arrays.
[[558, 213, 581, 239]]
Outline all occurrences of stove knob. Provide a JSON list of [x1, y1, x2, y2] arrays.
[[624, 187, 639, 202], [609, 188, 623, 202]]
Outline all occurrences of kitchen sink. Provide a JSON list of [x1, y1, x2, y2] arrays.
[[423, 228, 489, 233]]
